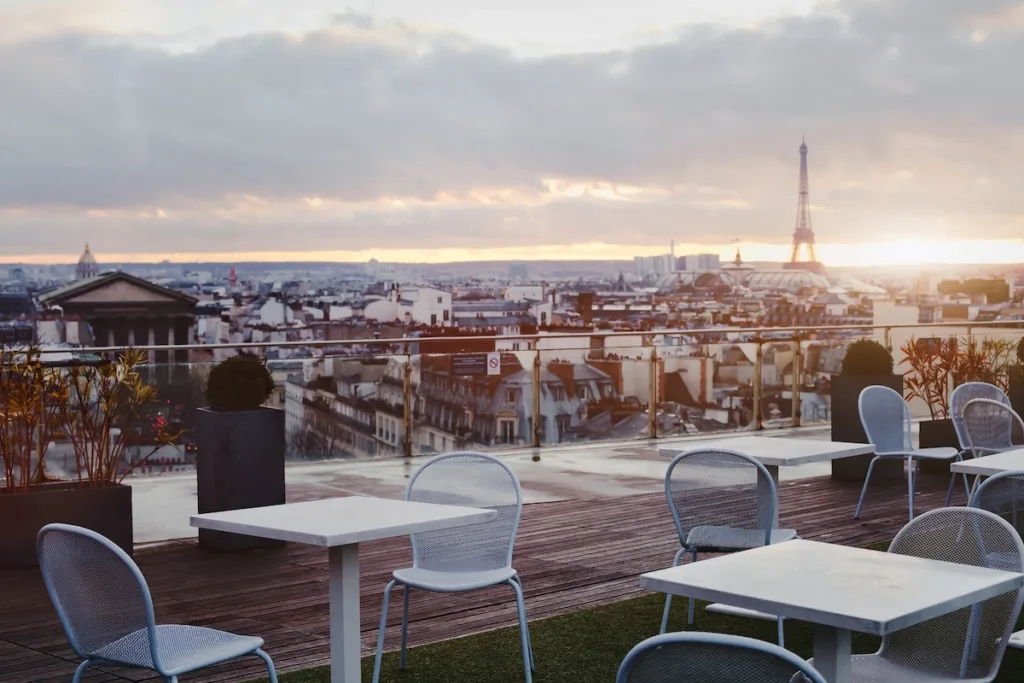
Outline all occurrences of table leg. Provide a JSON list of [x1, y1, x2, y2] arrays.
[[759, 465, 781, 529], [329, 544, 361, 683], [813, 625, 852, 683]]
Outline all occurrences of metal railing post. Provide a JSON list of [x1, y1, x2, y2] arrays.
[[649, 348, 659, 439], [532, 352, 541, 448], [403, 357, 413, 457], [883, 326, 892, 353], [791, 337, 802, 428], [754, 339, 763, 431]]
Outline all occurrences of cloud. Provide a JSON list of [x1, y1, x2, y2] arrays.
[[1, 0, 1024, 257]]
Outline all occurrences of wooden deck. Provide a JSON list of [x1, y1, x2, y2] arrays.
[[0, 473, 969, 683]]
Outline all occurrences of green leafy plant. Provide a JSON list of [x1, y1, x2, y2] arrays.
[[1008, 337, 1024, 384], [0, 347, 67, 493], [57, 348, 181, 486], [901, 336, 1015, 419], [840, 339, 894, 376], [205, 353, 274, 411]]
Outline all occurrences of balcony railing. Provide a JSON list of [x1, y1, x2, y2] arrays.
[[28, 319, 1024, 469]]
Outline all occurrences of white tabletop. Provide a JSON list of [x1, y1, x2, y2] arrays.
[[951, 447, 1024, 477], [190, 496, 497, 547], [659, 435, 873, 467], [640, 539, 1024, 636]]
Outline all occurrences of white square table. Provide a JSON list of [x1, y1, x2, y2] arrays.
[[660, 435, 874, 525], [640, 539, 1024, 683], [951, 447, 1024, 478], [191, 496, 497, 683]]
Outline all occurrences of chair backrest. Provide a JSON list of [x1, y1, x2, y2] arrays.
[[970, 469, 1024, 539], [406, 451, 522, 572], [858, 385, 911, 454], [665, 449, 777, 547], [37, 524, 160, 668], [881, 507, 1024, 680], [962, 398, 1024, 458], [616, 632, 827, 683], [951, 383, 1010, 449]]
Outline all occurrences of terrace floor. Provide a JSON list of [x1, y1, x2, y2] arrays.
[[2, 467, 969, 683]]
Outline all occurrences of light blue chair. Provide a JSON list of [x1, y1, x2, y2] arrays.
[[660, 449, 797, 645], [38, 523, 277, 683], [854, 385, 964, 521], [810, 507, 1024, 681], [371, 451, 533, 683], [617, 632, 827, 683], [952, 383, 1011, 459]]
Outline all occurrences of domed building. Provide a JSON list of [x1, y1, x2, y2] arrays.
[[75, 243, 100, 281]]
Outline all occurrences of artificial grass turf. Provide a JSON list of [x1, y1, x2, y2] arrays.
[[251, 589, 1024, 683]]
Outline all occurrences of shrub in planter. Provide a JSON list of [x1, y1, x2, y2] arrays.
[[0, 348, 176, 568], [902, 336, 1015, 475], [831, 340, 903, 481], [196, 353, 285, 551]]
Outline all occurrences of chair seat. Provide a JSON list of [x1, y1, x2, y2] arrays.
[[685, 526, 798, 552], [878, 447, 959, 460], [94, 625, 264, 676], [393, 566, 517, 591], [808, 653, 990, 683]]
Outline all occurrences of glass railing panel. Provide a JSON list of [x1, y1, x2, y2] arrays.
[[661, 335, 751, 437], [537, 340, 652, 446], [412, 349, 535, 454]]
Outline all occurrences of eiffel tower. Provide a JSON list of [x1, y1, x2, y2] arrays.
[[784, 138, 826, 274]]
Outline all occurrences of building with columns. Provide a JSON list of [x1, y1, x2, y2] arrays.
[[40, 272, 197, 362]]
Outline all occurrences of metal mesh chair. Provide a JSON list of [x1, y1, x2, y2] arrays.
[[970, 469, 1024, 560], [962, 399, 1024, 460], [952, 383, 1010, 456], [371, 451, 533, 683], [855, 385, 965, 521], [37, 524, 277, 683], [617, 632, 827, 683], [660, 449, 797, 644], [810, 507, 1024, 682]]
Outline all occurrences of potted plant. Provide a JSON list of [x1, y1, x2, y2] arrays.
[[902, 336, 1014, 475], [0, 348, 175, 568], [196, 353, 285, 551], [830, 339, 903, 481]]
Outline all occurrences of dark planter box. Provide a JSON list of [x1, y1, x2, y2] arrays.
[[196, 407, 286, 552], [917, 418, 961, 476], [0, 482, 133, 569], [830, 373, 905, 482], [1010, 374, 1024, 427]]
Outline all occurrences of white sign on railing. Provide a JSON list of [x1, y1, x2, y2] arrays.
[[486, 352, 501, 376]]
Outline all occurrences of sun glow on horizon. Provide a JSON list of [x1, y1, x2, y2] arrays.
[[4, 238, 1024, 268]]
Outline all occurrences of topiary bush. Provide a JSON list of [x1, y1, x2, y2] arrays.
[[205, 353, 275, 411], [840, 339, 893, 376]]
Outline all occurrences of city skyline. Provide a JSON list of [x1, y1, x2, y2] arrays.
[[2, 0, 1024, 264]]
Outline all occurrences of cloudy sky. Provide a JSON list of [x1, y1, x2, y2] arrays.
[[2, 0, 1024, 265]]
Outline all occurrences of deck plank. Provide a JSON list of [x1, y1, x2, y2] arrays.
[[0, 473, 966, 682]]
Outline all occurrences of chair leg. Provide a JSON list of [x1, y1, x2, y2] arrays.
[[685, 549, 697, 626], [71, 661, 91, 683], [509, 579, 534, 683], [776, 616, 785, 648], [254, 648, 279, 683], [372, 579, 397, 683], [399, 585, 410, 670], [854, 456, 881, 519], [511, 575, 535, 671], [907, 456, 915, 522], [660, 547, 690, 634]]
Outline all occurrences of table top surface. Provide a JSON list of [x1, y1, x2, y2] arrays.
[[951, 447, 1024, 476], [190, 496, 497, 547], [640, 539, 1024, 635], [659, 435, 874, 467]]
